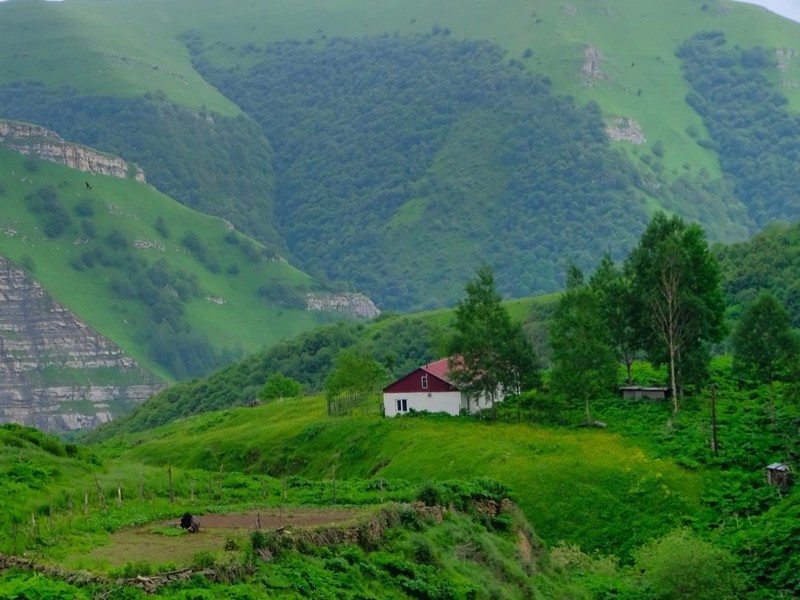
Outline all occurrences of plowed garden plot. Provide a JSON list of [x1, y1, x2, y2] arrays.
[[75, 507, 363, 569]]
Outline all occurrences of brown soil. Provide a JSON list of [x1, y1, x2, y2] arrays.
[[176, 507, 360, 530], [66, 507, 364, 571]]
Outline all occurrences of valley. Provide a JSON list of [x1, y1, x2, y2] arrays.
[[1, 0, 800, 597]]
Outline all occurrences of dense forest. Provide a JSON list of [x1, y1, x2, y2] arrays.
[[716, 220, 800, 325], [189, 32, 653, 309], [678, 31, 800, 227]]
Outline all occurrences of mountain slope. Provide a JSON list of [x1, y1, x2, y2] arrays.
[[0, 144, 338, 384], [2, 0, 800, 310]]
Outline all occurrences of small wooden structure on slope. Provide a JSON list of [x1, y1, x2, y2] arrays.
[[765, 463, 793, 489], [619, 385, 669, 400]]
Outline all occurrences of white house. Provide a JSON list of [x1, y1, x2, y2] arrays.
[[382, 357, 500, 417]]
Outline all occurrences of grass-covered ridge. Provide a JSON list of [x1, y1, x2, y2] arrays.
[[0, 147, 328, 380]]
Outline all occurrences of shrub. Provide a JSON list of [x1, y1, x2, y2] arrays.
[[634, 529, 744, 600]]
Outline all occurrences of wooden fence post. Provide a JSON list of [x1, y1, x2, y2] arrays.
[[117, 481, 123, 508], [94, 475, 107, 511], [84, 492, 88, 517], [168, 465, 174, 505], [11, 519, 18, 555]]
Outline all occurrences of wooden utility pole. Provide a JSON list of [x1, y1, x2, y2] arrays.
[[710, 385, 719, 457]]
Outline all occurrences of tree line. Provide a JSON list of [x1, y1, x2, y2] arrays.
[[448, 212, 799, 424]]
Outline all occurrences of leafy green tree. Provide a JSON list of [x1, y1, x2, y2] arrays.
[[626, 212, 726, 413], [589, 254, 639, 384], [448, 266, 539, 417], [732, 292, 799, 423], [733, 292, 799, 385], [259, 374, 303, 401], [325, 349, 390, 415], [550, 266, 617, 425]]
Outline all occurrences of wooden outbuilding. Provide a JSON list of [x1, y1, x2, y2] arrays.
[[766, 463, 793, 489], [619, 385, 669, 400]]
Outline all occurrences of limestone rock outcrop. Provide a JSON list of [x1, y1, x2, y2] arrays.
[[0, 258, 164, 432], [305, 292, 380, 318], [0, 120, 146, 182]]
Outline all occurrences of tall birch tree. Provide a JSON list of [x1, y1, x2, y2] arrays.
[[626, 213, 725, 414]]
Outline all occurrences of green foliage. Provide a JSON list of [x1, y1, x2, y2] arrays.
[[259, 374, 303, 401], [192, 33, 649, 310], [634, 529, 744, 600], [24, 185, 72, 238], [589, 254, 638, 384], [732, 292, 800, 384], [448, 267, 539, 416], [626, 212, 726, 407], [88, 311, 457, 437], [550, 266, 618, 424], [0, 84, 281, 251], [716, 221, 800, 327], [678, 32, 800, 227]]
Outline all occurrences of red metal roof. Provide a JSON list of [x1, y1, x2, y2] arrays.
[[420, 357, 454, 384], [382, 357, 462, 394]]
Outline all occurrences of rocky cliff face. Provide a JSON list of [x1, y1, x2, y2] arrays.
[[0, 258, 164, 432], [305, 292, 380, 318], [0, 120, 146, 182]]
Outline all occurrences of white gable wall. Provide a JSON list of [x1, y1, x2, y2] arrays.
[[384, 391, 463, 416], [384, 390, 502, 417]]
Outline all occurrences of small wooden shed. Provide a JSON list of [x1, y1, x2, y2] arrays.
[[766, 463, 793, 488], [619, 386, 669, 400]]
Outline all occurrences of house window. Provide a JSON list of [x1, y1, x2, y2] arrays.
[[396, 399, 408, 413], [421, 374, 428, 390]]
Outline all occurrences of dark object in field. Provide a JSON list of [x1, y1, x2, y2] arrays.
[[180, 512, 200, 532], [85, 181, 92, 190]]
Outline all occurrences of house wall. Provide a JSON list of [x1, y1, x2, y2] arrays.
[[461, 390, 498, 414], [384, 390, 501, 417], [384, 391, 463, 417]]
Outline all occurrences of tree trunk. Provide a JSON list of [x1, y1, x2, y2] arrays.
[[669, 341, 678, 415]]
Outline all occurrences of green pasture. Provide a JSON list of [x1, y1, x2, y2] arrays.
[[113, 395, 702, 556]]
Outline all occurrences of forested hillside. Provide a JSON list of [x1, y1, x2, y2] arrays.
[[2, 0, 800, 313], [716, 220, 800, 324], [192, 33, 650, 309]]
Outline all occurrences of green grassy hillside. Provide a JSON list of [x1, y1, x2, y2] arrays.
[[0, 147, 328, 380], [2, 0, 800, 311], [109, 395, 700, 557]]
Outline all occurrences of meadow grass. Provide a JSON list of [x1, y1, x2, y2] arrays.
[[112, 396, 701, 556]]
